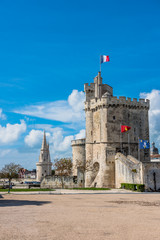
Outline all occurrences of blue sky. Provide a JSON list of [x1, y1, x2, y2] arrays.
[[0, 0, 160, 169]]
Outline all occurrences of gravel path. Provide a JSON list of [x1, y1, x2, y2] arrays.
[[0, 193, 160, 240]]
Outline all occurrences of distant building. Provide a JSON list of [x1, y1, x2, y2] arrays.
[[151, 142, 159, 155], [19, 168, 36, 179], [36, 131, 52, 181]]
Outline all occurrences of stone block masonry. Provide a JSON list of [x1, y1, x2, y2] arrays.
[[72, 71, 150, 188]]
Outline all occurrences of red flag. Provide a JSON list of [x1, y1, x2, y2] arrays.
[[121, 125, 131, 133], [106, 56, 110, 62]]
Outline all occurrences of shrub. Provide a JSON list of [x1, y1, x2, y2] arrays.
[[121, 183, 145, 192], [136, 184, 145, 192]]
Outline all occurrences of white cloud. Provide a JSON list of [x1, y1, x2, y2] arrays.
[[14, 90, 85, 124], [30, 124, 54, 131], [140, 89, 160, 149], [56, 135, 74, 152], [75, 129, 85, 139], [24, 127, 85, 161], [50, 128, 85, 156], [0, 108, 6, 120], [68, 89, 85, 112], [0, 120, 26, 145], [24, 129, 50, 147]]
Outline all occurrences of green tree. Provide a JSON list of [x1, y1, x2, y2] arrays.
[[53, 158, 72, 188], [0, 163, 21, 193]]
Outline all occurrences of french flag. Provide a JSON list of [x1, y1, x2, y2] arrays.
[[100, 55, 110, 63]]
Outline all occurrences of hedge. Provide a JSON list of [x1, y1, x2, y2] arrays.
[[121, 183, 145, 192]]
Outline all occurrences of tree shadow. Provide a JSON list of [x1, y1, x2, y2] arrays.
[[0, 199, 51, 207]]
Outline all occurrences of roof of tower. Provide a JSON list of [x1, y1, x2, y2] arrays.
[[41, 131, 47, 149]]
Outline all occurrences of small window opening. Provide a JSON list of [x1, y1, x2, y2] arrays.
[[113, 116, 115, 120]]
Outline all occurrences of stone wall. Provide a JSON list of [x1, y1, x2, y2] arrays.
[[142, 162, 160, 191], [115, 153, 160, 191], [41, 176, 78, 189], [115, 153, 143, 188]]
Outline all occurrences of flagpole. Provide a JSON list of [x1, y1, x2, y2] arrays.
[[138, 137, 140, 161], [128, 132, 130, 155], [100, 56, 101, 72], [120, 124, 122, 153]]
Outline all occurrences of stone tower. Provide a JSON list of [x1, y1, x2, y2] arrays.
[[36, 131, 52, 181], [72, 72, 150, 188]]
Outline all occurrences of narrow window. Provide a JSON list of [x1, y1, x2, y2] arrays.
[[113, 116, 115, 120]]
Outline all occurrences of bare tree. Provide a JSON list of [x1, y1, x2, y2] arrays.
[[0, 163, 21, 193], [53, 158, 72, 188]]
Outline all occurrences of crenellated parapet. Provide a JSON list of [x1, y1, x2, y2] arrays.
[[71, 138, 86, 146], [84, 83, 95, 92], [85, 95, 149, 111], [84, 83, 95, 102]]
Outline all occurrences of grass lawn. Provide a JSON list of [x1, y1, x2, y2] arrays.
[[0, 188, 55, 192], [69, 188, 111, 190]]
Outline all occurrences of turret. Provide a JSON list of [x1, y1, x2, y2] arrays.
[[36, 131, 52, 181]]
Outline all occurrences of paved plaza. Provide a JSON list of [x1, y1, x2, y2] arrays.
[[0, 191, 160, 240]]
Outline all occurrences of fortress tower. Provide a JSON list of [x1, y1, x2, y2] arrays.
[[36, 132, 52, 181], [72, 72, 150, 188]]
